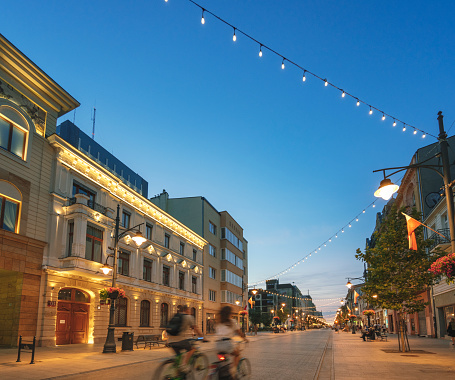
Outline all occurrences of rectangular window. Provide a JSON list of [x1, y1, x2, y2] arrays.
[[193, 249, 197, 262], [85, 223, 103, 263], [122, 210, 131, 228], [209, 244, 216, 257], [180, 242, 185, 255], [192, 276, 197, 293], [0, 116, 26, 160], [209, 290, 216, 302], [143, 258, 153, 282], [221, 290, 239, 305], [67, 220, 74, 256], [221, 248, 243, 269], [209, 221, 217, 235], [118, 251, 130, 276], [220, 269, 242, 288], [179, 271, 185, 290], [221, 227, 243, 251], [163, 265, 170, 286], [146, 223, 153, 240], [164, 233, 170, 248], [209, 267, 216, 280], [0, 195, 19, 233], [73, 181, 96, 203]]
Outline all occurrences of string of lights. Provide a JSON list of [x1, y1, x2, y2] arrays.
[[247, 199, 379, 286], [163, 0, 437, 140]]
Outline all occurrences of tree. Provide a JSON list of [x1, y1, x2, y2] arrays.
[[261, 312, 273, 327], [355, 204, 438, 352], [248, 308, 262, 327]]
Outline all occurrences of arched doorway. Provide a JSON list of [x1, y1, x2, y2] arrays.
[[56, 288, 90, 345]]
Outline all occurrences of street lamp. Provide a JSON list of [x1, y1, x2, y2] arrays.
[[373, 112, 455, 252], [103, 204, 145, 354]]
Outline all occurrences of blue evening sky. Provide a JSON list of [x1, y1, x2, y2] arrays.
[[4, 1, 454, 320]]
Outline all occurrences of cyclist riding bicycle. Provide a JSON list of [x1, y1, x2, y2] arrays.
[[215, 306, 248, 378], [167, 305, 204, 374]]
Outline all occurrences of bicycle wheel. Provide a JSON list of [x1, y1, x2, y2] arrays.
[[190, 353, 209, 380], [154, 358, 178, 380], [236, 358, 251, 379]]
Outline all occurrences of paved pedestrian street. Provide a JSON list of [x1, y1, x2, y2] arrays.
[[1, 330, 455, 379]]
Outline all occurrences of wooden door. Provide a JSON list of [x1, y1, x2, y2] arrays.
[[71, 303, 89, 344], [56, 303, 71, 345]]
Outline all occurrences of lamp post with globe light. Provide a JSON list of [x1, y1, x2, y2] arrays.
[[102, 204, 146, 353]]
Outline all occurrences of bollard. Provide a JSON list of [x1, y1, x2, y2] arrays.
[[16, 335, 22, 362]]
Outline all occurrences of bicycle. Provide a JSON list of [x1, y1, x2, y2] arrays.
[[154, 337, 209, 380], [208, 340, 251, 380]]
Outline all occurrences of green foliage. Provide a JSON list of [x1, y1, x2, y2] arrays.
[[355, 204, 437, 314], [261, 312, 273, 327], [277, 307, 289, 322], [248, 308, 262, 326]]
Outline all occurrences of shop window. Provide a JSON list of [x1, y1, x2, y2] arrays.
[[115, 297, 128, 326], [160, 303, 169, 327], [140, 300, 150, 327]]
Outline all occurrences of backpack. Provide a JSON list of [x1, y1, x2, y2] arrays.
[[166, 313, 184, 336]]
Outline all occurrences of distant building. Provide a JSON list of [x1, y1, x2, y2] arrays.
[[150, 192, 248, 333]]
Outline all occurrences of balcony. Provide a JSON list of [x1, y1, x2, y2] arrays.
[[68, 197, 108, 216], [428, 228, 451, 252]]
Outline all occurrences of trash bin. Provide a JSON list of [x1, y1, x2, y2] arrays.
[[122, 332, 134, 351]]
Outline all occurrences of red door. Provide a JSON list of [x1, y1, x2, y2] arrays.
[[56, 288, 90, 345]]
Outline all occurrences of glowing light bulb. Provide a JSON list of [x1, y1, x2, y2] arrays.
[[201, 14, 205, 24], [363, 210, 366, 213], [393, 120, 396, 127], [233, 28, 236, 41], [369, 107, 373, 115], [342, 230, 344, 233], [413, 129, 417, 135], [349, 224, 352, 228], [402, 124, 406, 132], [324, 79, 328, 86], [259, 45, 262, 57], [281, 58, 285, 69], [342, 91, 345, 98], [302, 70, 306, 81], [356, 99, 360, 106], [422, 133, 426, 138], [382, 114, 385, 121], [356, 218, 359, 222]]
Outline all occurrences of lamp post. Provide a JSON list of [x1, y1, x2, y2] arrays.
[[373, 112, 455, 253], [103, 204, 146, 354]]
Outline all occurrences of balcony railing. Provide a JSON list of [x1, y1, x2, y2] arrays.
[[68, 197, 108, 215], [428, 228, 450, 251]]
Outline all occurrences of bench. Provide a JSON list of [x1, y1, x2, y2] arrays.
[[376, 331, 388, 341], [135, 334, 167, 349]]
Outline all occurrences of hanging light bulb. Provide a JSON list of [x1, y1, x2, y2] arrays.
[[382, 114, 386, 121], [356, 99, 360, 106], [356, 218, 359, 222], [302, 70, 306, 82], [281, 58, 285, 69], [201, 9, 205, 24], [335, 234, 338, 238], [363, 210, 366, 213], [413, 128, 417, 135], [329, 239, 331, 242], [324, 79, 328, 86], [342, 229, 344, 233], [402, 124, 406, 132], [373, 204, 376, 208], [369, 107, 373, 115], [342, 90, 346, 98], [393, 120, 397, 127], [233, 28, 236, 41], [349, 224, 352, 227], [259, 44, 263, 57], [422, 132, 426, 138]]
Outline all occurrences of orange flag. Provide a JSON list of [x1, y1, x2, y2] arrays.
[[354, 290, 360, 304], [402, 213, 422, 250], [248, 297, 254, 308]]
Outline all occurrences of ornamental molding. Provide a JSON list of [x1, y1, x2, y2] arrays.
[[48, 135, 206, 250]]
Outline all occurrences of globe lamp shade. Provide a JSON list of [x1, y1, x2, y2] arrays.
[[101, 264, 112, 275], [374, 178, 399, 200]]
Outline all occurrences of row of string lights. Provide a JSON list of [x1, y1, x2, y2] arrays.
[[163, 0, 436, 139]]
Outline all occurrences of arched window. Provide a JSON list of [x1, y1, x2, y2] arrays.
[[0, 106, 29, 160], [140, 300, 150, 327], [160, 303, 169, 327], [0, 180, 22, 233], [115, 297, 127, 326]]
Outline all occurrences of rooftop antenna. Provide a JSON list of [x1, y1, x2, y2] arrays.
[[91, 107, 96, 140]]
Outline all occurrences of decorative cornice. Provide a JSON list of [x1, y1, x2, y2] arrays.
[[48, 134, 207, 250]]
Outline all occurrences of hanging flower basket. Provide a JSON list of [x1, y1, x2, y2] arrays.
[[100, 287, 125, 300], [349, 315, 356, 319], [273, 316, 280, 320], [239, 310, 248, 316], [344, 318, 349, 322], [429, 253, 455, 283], [363, 309, 375, 316]]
